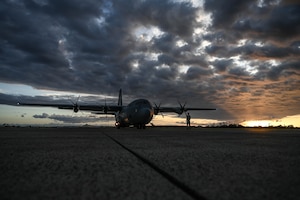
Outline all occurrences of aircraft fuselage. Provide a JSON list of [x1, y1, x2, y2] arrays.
[[115, 99, 154, 128]]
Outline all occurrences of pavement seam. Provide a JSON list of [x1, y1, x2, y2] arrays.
[[103, 133, 207, 200]]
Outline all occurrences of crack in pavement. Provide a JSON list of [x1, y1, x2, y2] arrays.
[[103, 133, 207, 200]]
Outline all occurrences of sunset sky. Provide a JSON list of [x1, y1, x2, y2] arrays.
[[0, 0, 299, 127]]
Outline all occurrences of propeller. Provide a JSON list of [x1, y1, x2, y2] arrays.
[[100, 98, 113, 121], [153, 102, 164, 117], [153, 102, 160, 115], [177, 101, 187, 115], [69, 95, 80, 113]]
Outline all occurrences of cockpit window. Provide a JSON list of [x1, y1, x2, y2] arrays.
[[128, 99, 150, 107]]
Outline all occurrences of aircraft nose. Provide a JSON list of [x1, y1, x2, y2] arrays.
[[137, 108, 153, 121], [139, 108, 150, 117]]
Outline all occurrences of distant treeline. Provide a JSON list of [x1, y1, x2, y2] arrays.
[[207, 124, 297, 129]]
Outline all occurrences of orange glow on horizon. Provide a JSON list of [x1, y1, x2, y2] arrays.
[[242, 120, 271, 127], [242, 115, 300, 128]]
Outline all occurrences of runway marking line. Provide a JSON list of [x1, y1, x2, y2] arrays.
[[103, 132, 207, 200]]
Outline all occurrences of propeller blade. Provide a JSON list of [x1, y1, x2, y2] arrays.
[[153, 102, 162, 115], [69, 95, 80, 113], [177, 101, 187, 115], [76, 95, 80, 104], [153, 102, 164, 118]]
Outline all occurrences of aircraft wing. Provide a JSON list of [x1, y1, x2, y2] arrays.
[[155, 106, 216, 115], [17, 102, 122, 114]]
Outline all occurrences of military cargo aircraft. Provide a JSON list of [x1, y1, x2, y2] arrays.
[[18, 89, 216, 128]]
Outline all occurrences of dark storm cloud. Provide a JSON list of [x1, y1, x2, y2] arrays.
[[204, 0, 300, 41], [33, 113, 103, 123], [0, 93, 19, 106], [206, 41, 300, 60], [33, 113, 49, 119], [1, 0, 300, 122], [228, 67, 250, 77], [233, 4, 300, 40], [121, 0, 198, 37], [210, 59, 233, 72], [184, 66, 213, 80], [0, 0, 200, 94], [204, 0, 253, 28], [0, 92, 115, 107], [266, 60, 300, 81]]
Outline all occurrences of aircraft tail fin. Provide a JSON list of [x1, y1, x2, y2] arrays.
[[118, 89, 122, 106]]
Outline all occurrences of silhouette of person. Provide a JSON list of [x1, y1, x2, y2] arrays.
[[186, 112, 191, 127]]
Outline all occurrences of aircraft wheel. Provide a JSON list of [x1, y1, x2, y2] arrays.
[[136, 124, 144, 129]]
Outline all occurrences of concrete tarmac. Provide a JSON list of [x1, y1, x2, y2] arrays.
[[0, 127, 299, 200]]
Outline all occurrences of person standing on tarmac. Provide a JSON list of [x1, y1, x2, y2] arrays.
[[186, 112, 191, 127]]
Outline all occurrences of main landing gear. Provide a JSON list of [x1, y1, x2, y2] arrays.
[[136, 124, 146, 129]]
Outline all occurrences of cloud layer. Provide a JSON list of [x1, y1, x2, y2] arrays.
[[1, 0, 299, 121]]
